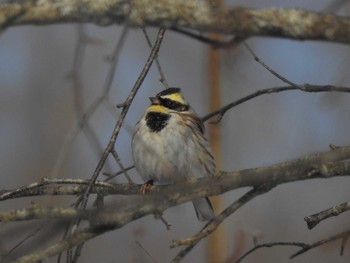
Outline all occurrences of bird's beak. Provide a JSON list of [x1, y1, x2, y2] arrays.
[[149, 97, 160, 105]]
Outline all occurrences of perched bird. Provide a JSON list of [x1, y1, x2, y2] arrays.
[[131, 87, 216, 221]]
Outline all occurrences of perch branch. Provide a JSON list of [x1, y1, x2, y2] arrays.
[[0, 148, 349, 223], [2, 146, 350, 262], [1, 146, 350, 203]]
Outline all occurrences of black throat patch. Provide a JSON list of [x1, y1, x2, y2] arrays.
[[146, 112, 170, 132]]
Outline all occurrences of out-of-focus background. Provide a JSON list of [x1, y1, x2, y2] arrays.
[[1, 0, 350, 262]]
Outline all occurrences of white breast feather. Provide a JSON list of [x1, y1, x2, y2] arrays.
[[132, 113, 215, 184]]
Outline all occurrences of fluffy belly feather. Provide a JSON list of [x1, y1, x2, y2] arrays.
[[132, 124, 193, 184]]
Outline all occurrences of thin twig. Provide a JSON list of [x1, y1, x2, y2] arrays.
[[2, 226, 42, 261], [14, 227, 102, 263], [236, 229, 350, 262], [202, 43, 350, 123], [72, 25, 87, 119], [103, 165, 135, 181], [340, 232, 349, 256], [67, 27, 166, 262], [110, 149, 133, 183], [135, 241, 158, 263], [235, 242, 308, 263], [102, 25, 129, 95], [154, 213, 171, 230], [202, 84, 350, 123], [51, 26, 128, 179], [243, 42, 304, 89], [81, 27, 166, 207], [172, 28, 245, 49], [290, 229, 350, 258], [51, 25, 88, 178], [142, 28, 169, 88], [171, 187, 267, 262]]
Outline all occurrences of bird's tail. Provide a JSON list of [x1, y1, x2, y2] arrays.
[[192, 197, 215, 221]]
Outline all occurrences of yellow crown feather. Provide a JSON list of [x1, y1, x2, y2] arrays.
[[161, 92, 187, 105]]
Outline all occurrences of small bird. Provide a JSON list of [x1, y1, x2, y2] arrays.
[[131, 87, 216, 221]]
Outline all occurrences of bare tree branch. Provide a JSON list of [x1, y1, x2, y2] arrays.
[[202, 43, 350, 122], [236, 242, 307, 263], [0, 178, 123, 201], [290, 229, 350, 258], [51, 25, 128, 178], [60, 28, 166, 261], [0, 0, 33, 30], [236, 229, 350, 262], [1, 147, 350, 221], [1, 146, 350, 203], [0, 145, 349, 261], [243, 42, 304, 89], [0, 205, 81, 222], [80, 27, 166, 208], [135, 241, 158, 263], [171, 187, 266, 262], [202, 84, 350, 122], [142, 28, 169, 88], [14, 227, 100, 263], [2, 227, 42, 262], [1, 1, 350, 44], [305, 201, 350, 230]]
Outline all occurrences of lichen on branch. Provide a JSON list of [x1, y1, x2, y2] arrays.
[[1, 0, 350, 43]]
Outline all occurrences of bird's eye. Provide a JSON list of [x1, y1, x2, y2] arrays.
[[160, 98, 184, 110], [166, 100, 175, 107]]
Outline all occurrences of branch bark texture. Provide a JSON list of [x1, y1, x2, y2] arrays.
[[2, 0, 350, 44], [2, 146, 350, 218], [2, 146, 350, 262]]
